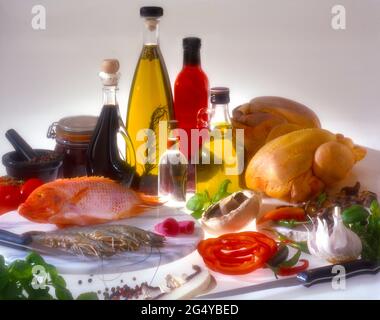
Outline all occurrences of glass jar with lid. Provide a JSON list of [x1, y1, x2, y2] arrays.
[[47, 115, 98, 178]]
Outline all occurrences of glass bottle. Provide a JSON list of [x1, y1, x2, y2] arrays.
[[87, 59, 136, 186], [158, 120, 188, 205], [196, 87, 243, 196], [126, 6, 174, 195], [174, 37, 209, 192]]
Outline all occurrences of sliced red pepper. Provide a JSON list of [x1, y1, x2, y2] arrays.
[[197, 231, 278, 275], [277, 259, 309, 276], [258, 207, 306, 224]]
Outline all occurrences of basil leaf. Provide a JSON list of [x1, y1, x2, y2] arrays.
[[8, 260, 32, 280], [191, 209, 204, 220], [212, 179, 231, 203], [26, 252, 46, 266], [2, 280, 24, 300], [186, 193, 206, 211], [77, 292, 99, 300], [55, 286, 74, 300]]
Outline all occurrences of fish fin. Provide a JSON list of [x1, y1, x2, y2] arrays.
[[70, 187, 89, 205], [117, 205, 148, 219], [137, 193, 166, 207], [49, 212, 109, 227]]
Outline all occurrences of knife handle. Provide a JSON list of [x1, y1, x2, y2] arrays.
[[297, 260, 380, 287], [0, 229, 33, 245]]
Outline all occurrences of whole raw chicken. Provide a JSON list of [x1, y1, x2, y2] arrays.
[[245, 128, 366, 203]]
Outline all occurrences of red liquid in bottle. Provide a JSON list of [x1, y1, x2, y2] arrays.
[[174, 37, 209, 176]]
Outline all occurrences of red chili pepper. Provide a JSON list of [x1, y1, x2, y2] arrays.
[[258, 207, 306, 224], [277, 259, 309, 276]]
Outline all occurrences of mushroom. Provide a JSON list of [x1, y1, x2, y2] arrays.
[[201, 190, 261, 235]]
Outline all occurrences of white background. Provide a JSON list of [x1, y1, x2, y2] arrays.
[[0, 0, 380, 171]]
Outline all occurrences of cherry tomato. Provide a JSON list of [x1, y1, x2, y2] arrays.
[[0, 183, 22, 215], [20, 178, 44, 201]]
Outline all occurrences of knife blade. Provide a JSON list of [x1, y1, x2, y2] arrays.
[[197, 260, 380, 299]]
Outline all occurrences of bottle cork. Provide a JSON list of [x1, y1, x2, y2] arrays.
[[101, 59, 120, 74]]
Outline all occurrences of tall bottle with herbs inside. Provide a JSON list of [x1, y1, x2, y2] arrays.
[[87, 59, 136, 186], [196, 87, 243, 196], [126, 6, 174, 195]]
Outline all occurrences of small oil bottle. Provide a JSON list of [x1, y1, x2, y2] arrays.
[[196, 87, 243, 196], [158, 120, 188, 205]]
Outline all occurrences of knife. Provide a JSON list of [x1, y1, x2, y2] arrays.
[[197, 260, 380, 299]]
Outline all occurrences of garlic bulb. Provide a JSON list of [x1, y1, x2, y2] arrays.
[[307, 207, 362, 263]]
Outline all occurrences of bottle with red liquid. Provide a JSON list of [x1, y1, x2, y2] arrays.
[[174, 37, 209, 190]]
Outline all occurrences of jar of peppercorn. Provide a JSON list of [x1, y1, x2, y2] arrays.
[[47, 116, 98, 178]]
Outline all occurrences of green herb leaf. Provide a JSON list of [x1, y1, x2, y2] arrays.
[[267, 245, 289, 268], [8, 260, 32, 280], [0, 253, 93, 300], [317, 193, 327, 207], [370, 200, 380, 217], [76, 292, 99, 300], [26, 251, 46, 266], [186, 193, 206, 212], [212, 179, 231, 203], [280, 250, 301, 268], [191, 209, 204, 220], [2, 281, 25, 300], [55, 286, 74, 300], [266, 229, 310, 254]]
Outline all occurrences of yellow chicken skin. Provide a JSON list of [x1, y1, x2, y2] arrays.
[[245, 128, 366, 203]]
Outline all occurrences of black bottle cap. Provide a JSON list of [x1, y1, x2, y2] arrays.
[[140, 6, 164, 18], [210, 87, 230, 104], [183, 37, 201, 50]]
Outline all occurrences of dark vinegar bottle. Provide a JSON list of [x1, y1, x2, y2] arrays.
[[87, 59, 136, 186]]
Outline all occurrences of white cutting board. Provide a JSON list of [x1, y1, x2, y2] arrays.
[[0, 206, 204, 275]]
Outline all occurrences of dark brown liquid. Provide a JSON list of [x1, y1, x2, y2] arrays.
[[55, 143, 88, 178], [87, 105, 135, 186]]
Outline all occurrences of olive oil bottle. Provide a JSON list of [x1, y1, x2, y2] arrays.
[[196, 87, 243, 196], [126, 6, 174, 195]]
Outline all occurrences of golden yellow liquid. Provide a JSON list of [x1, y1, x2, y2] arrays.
[[196, 124, 242, 196], [126, 44, 174, 193]]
